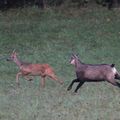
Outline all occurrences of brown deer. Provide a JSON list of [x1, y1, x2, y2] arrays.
[[7, 50, 63, 87]]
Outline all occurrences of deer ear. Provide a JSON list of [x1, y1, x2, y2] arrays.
[[14, 52, 17, 55], [74, 53, 79, 58], [76, 53, 79, 57], [12, 49, 16, 54], [71, 52, 76, 57]]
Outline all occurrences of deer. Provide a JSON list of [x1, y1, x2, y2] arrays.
[[67, 54, 120, 93], [7, 50, 63, 88]]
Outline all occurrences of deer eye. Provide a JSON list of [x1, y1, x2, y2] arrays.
[[71, 57, 74, 60], [11, 56, 14, 59]]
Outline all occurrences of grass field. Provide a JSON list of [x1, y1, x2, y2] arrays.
[[0, 6, 120, 120]]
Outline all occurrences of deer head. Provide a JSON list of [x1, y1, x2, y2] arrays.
[[70, 53, 79, 65], [7, 49, 17, 61]]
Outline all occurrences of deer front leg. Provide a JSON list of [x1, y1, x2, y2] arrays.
[[67, 78, 80, 91], [16, 72, 22, 86], [40, 76, 46, 88], [24, 76, 34, 81], [74, 81, 85, 93]]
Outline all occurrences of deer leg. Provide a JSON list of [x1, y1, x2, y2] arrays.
[[116, 82, 120, 87], [24, 76, 34, 88], [48, 74, 63, 84], [115, 73, 120, 80], [110, 81, 120, 88], [24, 76, 34, 81], [16, 72, 22, 86], [107, 79, 120, 88], [40, 76, 46, 88], [74, 81, 85, 93], [67, 78, 80, 91]]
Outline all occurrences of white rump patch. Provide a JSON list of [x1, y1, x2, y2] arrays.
[[112, 67, 117, 74]]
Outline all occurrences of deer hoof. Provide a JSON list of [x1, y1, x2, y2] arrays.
[[28, 79, 33, 81], [72, 92, 79, 95], [67, 86, 72, 91], [60, 80, 63, 84], [16, 82, 20, 87]]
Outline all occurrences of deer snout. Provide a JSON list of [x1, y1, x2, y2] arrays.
[[6, 58, 12, 61]]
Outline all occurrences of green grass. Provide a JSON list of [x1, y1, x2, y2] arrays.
[[0, 6, 120, 120]]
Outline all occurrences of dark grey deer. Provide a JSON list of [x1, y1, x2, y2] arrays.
[[67, 54, 120, 93]]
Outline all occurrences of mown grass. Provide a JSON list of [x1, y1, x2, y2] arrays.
[[0, 6, 120, 120]]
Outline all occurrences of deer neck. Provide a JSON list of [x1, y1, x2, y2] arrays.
[[14, 56, 22, 67], [75, 58, 83, 68]]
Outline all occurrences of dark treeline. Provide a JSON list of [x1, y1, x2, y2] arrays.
[[0, 0, 120, 10]]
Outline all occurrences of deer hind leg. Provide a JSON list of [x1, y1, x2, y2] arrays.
[[107, 78, 120, 88], [48, 73, 63, 84], [115, 73, 120, 80], [40, 76, 46, 88], [16, 72, 22, 86]]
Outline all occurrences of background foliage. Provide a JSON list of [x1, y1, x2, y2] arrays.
[[0, 0, 120, 10]]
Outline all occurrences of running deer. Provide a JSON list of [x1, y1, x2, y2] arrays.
[[67, 54, 120, 93], [7, 50, 63, 87]]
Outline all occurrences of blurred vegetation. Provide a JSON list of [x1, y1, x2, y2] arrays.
[[0, 0, 120, 10]]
